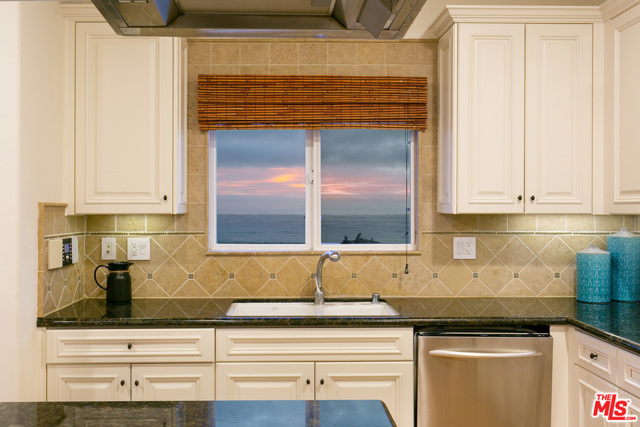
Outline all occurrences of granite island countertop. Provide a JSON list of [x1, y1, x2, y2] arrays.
[[0, 399, 394, 427], [38, 297, 640, 356]]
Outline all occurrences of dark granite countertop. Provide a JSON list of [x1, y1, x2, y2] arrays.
[[0, 399, 394, 426], [38, 297, 640, 356]]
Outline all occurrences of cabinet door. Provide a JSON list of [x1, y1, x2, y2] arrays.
[[47, 364, 130, 402], [525, 24, 593, 214], [605, 3, 640, 213], [437, 25, 457, 214], [457, 23, 525, 213], [75, 22, 174, 214], [574, 365, 619, 427], [216, 362, 314, 401], [619, 390, 640, 427], [315, 362, 413, 427], [131, 363, 214, 401]]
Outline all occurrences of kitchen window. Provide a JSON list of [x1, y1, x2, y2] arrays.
[[208, 129, 417, 252]]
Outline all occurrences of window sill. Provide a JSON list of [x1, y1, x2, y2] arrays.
[[205, 250, 422, 257]]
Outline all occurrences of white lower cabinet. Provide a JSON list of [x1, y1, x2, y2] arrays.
[[47, 363, 214, 402], [574, 365, 618, 427], [215, 328, 414, 427], [47, 364, 131, 402], [45, 329, 215, 402], [570, 329, 640, 427]]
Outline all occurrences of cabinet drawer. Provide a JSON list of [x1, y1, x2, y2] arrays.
[[573, 330, 617, 383], [618, 349, 640, 398], [46, 329, 215, 363], [216, 328, 413, 362]]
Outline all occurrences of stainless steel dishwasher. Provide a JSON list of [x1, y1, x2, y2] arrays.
[[416, 326, 553, 427]]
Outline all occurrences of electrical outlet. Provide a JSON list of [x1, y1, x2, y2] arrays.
[[101, 238, 116, 260], [127, 237, 150, 260], [453, 237, 476, 259]]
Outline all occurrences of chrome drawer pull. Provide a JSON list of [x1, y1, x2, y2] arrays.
[[429, 349, 542, 359]]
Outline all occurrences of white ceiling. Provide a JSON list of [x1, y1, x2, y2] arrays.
[[404, 0, 606, 39]]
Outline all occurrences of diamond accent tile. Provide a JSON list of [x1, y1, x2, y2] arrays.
[[519, 258, 554, 295], [497, 237, 535, 270], [319, 261, 351, 295], [478, 257, 512, 295], [172, 237, 206, 274], [420, 237, 452, 272], [277, 258, 312, 296], [235, 258, 269, 295], [398, 258, 431, 295], [438, 260, 472, 295], [538, 237, 575, 271], [153, 258, 188, 296], [194, 258, 228, 295], [357, 258, 391, 293]]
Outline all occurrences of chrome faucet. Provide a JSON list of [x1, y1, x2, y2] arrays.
[[315, 251, 341, 305]]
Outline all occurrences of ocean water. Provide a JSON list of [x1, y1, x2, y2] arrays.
[[217, 214, 408, 245]]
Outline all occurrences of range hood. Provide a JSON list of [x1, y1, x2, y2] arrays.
[[91, 0, 427, 39]]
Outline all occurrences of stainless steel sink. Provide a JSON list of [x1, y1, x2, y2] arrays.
[[225, 301, 399, 317]]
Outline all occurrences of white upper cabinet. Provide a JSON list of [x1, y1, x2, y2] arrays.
[[605, 2, 640, 213], [456, 23, 525, 214], [434, 8, 595, 214], [525, 24, 593, 214], [70, 18, 187, 214]]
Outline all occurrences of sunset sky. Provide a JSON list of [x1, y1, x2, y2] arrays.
[[216, 129, 409, 216]]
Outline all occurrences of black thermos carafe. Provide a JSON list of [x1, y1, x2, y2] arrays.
[[94, 261, 133, 303]]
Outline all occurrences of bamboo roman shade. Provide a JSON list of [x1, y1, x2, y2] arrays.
[[198, 75, 427, 130]]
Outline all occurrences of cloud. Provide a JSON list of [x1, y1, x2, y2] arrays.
[[216, 129, 305, 168]]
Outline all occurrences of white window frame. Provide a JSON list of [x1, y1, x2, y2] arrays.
[[208, 130, 418, 253]]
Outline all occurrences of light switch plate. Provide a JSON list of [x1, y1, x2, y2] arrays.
[[128, 237, 151, 260], [453, 237, 476, 259], [102, 237, 116, 260]]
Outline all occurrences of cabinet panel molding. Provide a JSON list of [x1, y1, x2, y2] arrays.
[[216, 328, 413, 362], [606, 3, 640, 213], [456, 23, 525, 213], [315, 361, 414, 427], [47, 364, 130, 402], [46, 329, 215, 364], [573, 330, 618, 383], [131, 363, 214, 401], [215, 362, 315, 401], [525, 24, 593, 213], [72, 21, 187, 214]]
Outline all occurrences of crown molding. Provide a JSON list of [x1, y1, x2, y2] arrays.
[[600, 0, 640, 20], [429, 5, 603, 39]]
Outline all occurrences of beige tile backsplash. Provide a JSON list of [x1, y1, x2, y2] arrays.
[[37, 39, 638, 315]]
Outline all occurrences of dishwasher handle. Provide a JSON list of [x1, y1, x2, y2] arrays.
[[429, 349, 542, 359]]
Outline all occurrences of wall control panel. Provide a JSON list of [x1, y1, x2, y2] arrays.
[[48, 236, 79, 269]]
